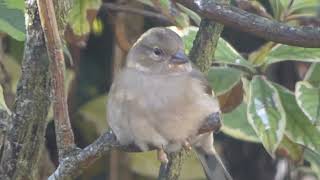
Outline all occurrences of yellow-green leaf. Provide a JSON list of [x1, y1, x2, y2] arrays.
[[304, 63, 320, 87], [265, 44, 320, 65], [222, 103, 259, 143], [295, 81, 320, 125], [247, 76, 286, 155], [275, 83, 320, 154], [67, 0, 101, 36], [207, 66, 242, 96]]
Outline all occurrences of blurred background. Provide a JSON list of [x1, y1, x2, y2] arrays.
[[0, 0, 320, 179]]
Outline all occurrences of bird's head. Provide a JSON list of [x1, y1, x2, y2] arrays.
[[126, 27, 192, 75]]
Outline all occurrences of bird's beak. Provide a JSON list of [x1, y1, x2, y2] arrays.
[[170, 50, 189, 64]]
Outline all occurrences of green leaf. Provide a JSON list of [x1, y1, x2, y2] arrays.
[[304, 63, 320, 87], [0, 0, 25, 41], [304, 149, 320, 178], [67, 0, 101, 36], [269, 0, 285, 20], [278, 136, 303, 162], [137, 0, 153, 7], [176, 3, 201, 26], [248, 42, 274, 66], [275, 83, 320, 154], [207, 66, 242, 96], [170, 26, 255, 72], [1, 55, 21, 92], [128, 151, 205, 179], [247, 76, 286, 155], [168, 26, 197, 54], [215, 38, 255, 72], [288, 0, 319, 16], [222, 103, 259, 142], [79, 95, 108, 134], [296, 81, 320, 125], [174, 12, 190, 28], [265, 44, 320, 65]]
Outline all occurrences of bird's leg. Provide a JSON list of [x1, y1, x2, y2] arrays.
[[157, 148, 169, 163], [182, 139, 192, 151]]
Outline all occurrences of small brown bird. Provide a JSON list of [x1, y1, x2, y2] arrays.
[[107, 27, 232, 180]]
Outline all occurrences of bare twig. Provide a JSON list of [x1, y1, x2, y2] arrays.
[[176, 0, 320, 48], [102, 3, 171, 23], [37, 0, 76, 160]]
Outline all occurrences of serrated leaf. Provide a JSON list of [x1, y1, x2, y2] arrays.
[[296, 81, 320, 125], [215, 38, 255, 72], [0, 0, 25, 41], [265, 44, 320, 65], [275, 83, 320, 154], [128, 151, 205, 179], [67, 0, 101, 36], [247, 76, 286, 155], [207, 66, 242, 96], [304, 63, 320, 87], [222, 103, 259, 143]]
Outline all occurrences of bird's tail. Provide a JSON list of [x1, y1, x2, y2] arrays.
[[193, 133, 233, 180]]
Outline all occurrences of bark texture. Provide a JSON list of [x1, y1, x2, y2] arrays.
[[37, 0, 76, 161], [177, 0, 320, 47], [0, 0, 51, 179]]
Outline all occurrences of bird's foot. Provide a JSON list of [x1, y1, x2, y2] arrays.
[[157, 148, 169, 164]]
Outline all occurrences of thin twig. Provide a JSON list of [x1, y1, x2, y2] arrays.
[[102, 3, 171, 23], [176, 0, 320, 48], [37, 0, 76, 160]]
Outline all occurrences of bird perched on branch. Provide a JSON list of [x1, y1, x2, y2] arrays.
[[107, 27, 232, 180]]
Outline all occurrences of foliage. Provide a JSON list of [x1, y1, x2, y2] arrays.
[[67, 0, 101, 36], [71, 0, 320, 178], [0, 0, 25, 41], [1, 0, 320, 179], [169, 0, 320, 172]]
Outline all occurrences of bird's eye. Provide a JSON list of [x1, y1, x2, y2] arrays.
[[153, 47, 163, 56]]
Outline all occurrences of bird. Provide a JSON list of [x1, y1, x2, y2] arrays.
[[107, 27, 232, 180]]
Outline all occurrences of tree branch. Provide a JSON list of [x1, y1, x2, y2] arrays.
[[48, 111, 221, 179], [101, 3, 171, 23], [37, 0, 76, 160], [157, 150, 187, 180], [0, 0, 51, 179], [176, 0, 320, 48]]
